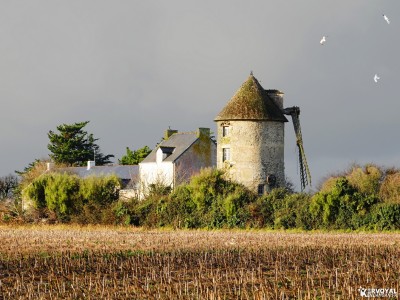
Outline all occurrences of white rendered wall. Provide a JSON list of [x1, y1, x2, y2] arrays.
[[139, 161, 174, 197]]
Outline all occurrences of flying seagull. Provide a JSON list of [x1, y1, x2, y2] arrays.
[[320, 36, 327, 45], [383, 14, 390, 24], [374, 74, 380, 83]]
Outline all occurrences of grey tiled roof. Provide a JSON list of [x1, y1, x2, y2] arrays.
[[62, 165, 138, 180], [140, 132, 199, 163]]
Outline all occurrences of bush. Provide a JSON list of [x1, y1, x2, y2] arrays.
[[79, 175, 120, 205], [140, 168, 256, 229], [379, 171, 400, 203], [249, 188, 288, 228], [44, 173, 80, 218], [369, 203, 400, 230], [346, 164, 382, 196], [251, 189, 313, 230], [20, 163, 400, 230], [310, 176, 379, 229], [23, 173, 121, 223]]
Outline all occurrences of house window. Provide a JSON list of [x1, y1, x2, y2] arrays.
[[266, 174, 277, 187], [160, 146, 174, 160], [257, 184, 264, 195], [222, 126, 230, 137], [222, 148, 230, 162]]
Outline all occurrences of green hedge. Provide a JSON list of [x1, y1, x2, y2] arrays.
[[24, 173, 120, 222], [21, 164, 400, 229]]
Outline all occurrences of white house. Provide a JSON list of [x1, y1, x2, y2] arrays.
[[139, 128, 217, 196]]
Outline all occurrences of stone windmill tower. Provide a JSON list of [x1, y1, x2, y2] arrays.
[[214, 74, 311, 194]]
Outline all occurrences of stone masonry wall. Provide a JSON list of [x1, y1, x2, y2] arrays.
[[216, 120, 285, 192]]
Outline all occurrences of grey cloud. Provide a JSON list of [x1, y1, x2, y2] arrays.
[[1, 1, 399, 190]]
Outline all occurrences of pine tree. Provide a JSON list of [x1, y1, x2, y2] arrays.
[[47, 121, 114, 166]]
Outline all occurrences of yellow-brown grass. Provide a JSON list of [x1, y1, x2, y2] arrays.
[[0, 225, 399, 299], [380, 173, 400, 203]]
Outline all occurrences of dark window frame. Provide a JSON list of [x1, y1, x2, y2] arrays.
[[257, 184, 264, 195], [222, 148, 230, 162], [222, 126, 230, 137]]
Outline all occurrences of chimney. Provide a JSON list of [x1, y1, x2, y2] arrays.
[[164, 128, 178, 140], [196, 127, 210, 138], [87, 160, 95, 170], [46, 162, 54, 171], [266, 89, 284, 110]]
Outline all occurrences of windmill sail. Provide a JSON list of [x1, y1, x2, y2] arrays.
[[283, 106, 311, 191]]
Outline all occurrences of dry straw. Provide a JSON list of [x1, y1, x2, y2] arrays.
[[0, 225, 399, 299]]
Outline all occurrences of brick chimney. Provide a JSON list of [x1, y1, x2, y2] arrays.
[[87, 161, 95, 170], [164, 128, 178, 140], [196, 127, 210, 138], [46, 162, 54, 171]]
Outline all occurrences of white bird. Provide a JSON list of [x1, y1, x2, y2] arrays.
[[320, 36, 327, 45], [374, 74, 380, 83], [383, 14, 390, 24]]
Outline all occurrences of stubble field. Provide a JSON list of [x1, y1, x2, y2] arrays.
[[0, 225, 399, 299]]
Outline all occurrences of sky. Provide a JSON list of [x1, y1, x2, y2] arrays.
[[1, 1, 399, 191]]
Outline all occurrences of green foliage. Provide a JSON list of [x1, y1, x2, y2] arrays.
[[248, 188, 314, 230], [44, 173, 80, 217], [112, 201, 134, 225], [24, 176, 48, 209], [137, 168, 256, 229], [48, 121, 114, 166], [24, 173, 121, 222], [310, 177, 379, 229], [379, 171, 400, 203], [147, 182, 172, 198], [161, 185, 199, 228], [79, 175, 120, 206], [15, 159, 42, 176], [20, 162, 400, 230], [369, 203, 400, 230], [346, 164, 382, 196], [119, 146, 151, 165]]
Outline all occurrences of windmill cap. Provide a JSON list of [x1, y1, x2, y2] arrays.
[[214, 75, 288, 122], [266, 89, 284, 95]]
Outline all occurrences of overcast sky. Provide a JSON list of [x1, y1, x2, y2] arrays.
[[1, 1, 399, 191]]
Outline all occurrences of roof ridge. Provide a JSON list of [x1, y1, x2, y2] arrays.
[[173, 131, 197, 135]]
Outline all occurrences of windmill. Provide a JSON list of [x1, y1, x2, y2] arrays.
[[283, 106, 311, 191], [215, 74, 312, 194]]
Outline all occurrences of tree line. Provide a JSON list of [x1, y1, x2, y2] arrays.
[[0, 121, 151, 217], [1, 121, 400, 230], [2, 162, 400, 230]]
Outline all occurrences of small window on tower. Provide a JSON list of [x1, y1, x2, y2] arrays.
[[257, 184, 264, 195], [222, 148, 230, 162], [222, 126, 230, 137]]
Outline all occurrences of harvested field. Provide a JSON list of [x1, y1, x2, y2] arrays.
[[0, 225, 399, 299]]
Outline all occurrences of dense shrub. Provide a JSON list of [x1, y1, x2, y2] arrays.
[[379, 171, 400, 203], [369, 203, 400, 230], [44, 173, 80, 220], [346, 165, 382, 196], [310, 177, 378, 229], [79, 175, 120, 205], [248, 189, 314, 230], [20, 163, 400, 230], [23, 173, 121, 223], [150, 168, 257, 229]]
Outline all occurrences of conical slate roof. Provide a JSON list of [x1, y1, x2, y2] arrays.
[[215, 75, 288, 122]]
